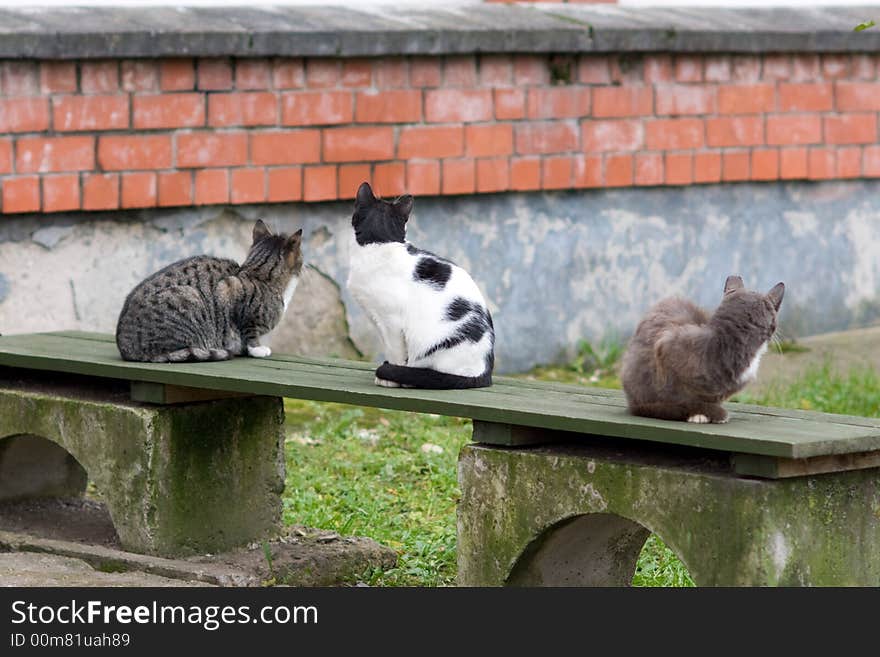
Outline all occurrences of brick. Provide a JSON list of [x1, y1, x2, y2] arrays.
[[516, 122, 579, 154], [121, 171, 157, 208], [398, 126, 464, 159], [303, 165, 337, 201], [342, 60, 372, 88], [198, 59, 233, 90], [82, 173, 119, 211], [751, 149, 779, 181], [0, 98, 49, 133], [373, 162, 406, 197], [42, 174, 79, 213], [762, 54, 791, 80], [230, 168, 266, 204], [706, 116, 764, 147], [444, 56, 477, 87], [306, 60, 339, 88], [580, 56, 612, 84], [808, 148, 836, 180], [281, 91, 353, 126], [610, 57, 643, 86], [267, 167, 303, 202], [465, 124, 514, 157], [158, 171, 193, 207], [495, 89, 525, 120], [374, 60, 408, 89], [694, 151, 722, 184], [514, 56, 548, 86], [642, 55, 673, 84], [791, 55, 821, 82], [442, 158, 475, 195], [356, 90, 422, 123], [17, 136, 95, 173], [824, 114, 876, 145], [425, 89, 493, 123], [645, 118, 704, 150], [542, 156, 573, 190], [406, 160, 441, 196], [121, 61, 159, 92], [665, 152, 693, 185], [250, 130, 321, 165], [177, 132, 248, 168], [410, 58, 442, 88], [778, 83, 833, 112], [80, 61, 118, 93], [592, 87, 652, 118], [655, 85, 714, 116], [323, 127, 395, 162], [476, 157, 509, 193], [527, 87, 590, 119], [338, 164, 372, 199], [53, 95, 128, 132], [780, 148, 808, 180], [272, 59, 305, 89], [509, 157, 541, 191], [836, 82, 880, 111], [704, 55, 732, 82], [208, 92, 277, 127], [863, 146, 880, 177], [851, 55, 876, 80], [836, 147, 862, 178], [573, 155, 602, 188], [722, 151, 750, 182], [581, 119, 642, 152], [731, 56, 762, 82], [822, 55, 850, 79], [1, 62, 39, 96], [235, 60, 271, 90], [717, 84, 775, 114], [40, 61, 77, 93], [159, 60, 195, 91], [766, 114, 822, 146], [194, 169, 229, 205], [604, 154, 633, 187], [2, 177, 40, 213], [480, 55, 512, 86], [0, 139, 12, 174], [674, 56, 703, 82], [635, 152, 663, 186], [98, 135, 172, 170]]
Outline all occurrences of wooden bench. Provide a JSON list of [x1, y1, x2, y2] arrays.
[[1, 331, 879, 584]]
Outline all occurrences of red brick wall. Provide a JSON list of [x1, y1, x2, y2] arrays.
[[1, 52, 879, 214]]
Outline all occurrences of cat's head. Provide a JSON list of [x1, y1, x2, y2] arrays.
[[243, 219, 304, 280], [715, 275, 785, 342], [351, 182, 414, 246]]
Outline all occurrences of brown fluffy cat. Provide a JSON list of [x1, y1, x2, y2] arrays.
[[116, 220, 303, 363], [621, 275, 784, 424]]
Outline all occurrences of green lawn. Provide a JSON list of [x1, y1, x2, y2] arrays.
[[282, 362, 880, 587]]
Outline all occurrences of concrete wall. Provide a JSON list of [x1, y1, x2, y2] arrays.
[[3, 179, 879, 373]]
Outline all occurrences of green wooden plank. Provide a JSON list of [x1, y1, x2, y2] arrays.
[[3, 331, 880, 460]]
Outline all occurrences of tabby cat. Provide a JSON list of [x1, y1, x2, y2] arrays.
[[116, 220, 303, 362], [621, 275, 784, 423]]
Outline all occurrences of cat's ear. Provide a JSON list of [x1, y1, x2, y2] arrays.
[[253, 219, 271, 243], [356, 182, 376, 207], [393, 194, 414, 220], [284, 229, 303, 266], [723, 275, 744, 295], [286, 228, 303, 249], [767, 282, 785, 311]]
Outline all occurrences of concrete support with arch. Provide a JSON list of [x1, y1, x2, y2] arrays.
[[457, 442, 880, 586]]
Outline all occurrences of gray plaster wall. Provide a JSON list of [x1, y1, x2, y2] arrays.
[[2, 181, 879, 373]]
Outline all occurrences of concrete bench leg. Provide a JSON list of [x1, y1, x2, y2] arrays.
[[0, 388, 284, 557], [457, 443, 880, 586]]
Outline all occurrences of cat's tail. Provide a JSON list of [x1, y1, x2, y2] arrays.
[[375, 362, 492, 389]]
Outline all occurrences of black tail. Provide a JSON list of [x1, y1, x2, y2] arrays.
[[375, 362, 492, 389]]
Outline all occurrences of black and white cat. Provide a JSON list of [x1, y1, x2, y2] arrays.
[[347, 182, 494, 389]]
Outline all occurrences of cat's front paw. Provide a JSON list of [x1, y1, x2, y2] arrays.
[[375, 376, 401, 388], [247, 345, 272, 358], [687, 414, 710, 424]]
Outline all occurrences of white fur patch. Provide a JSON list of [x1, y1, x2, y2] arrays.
[[687, 414, 709, 424], [375, 376, 400, 388], [282, 276, 299, 313], [248, 345, 272, 358], [739, 341, 768, 384]]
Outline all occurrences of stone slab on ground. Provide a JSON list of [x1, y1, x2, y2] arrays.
[[0, 553, 207, 587]]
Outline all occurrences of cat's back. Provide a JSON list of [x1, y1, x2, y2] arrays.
[[635, 296, 709, 337], [129, 255, 239, 296]]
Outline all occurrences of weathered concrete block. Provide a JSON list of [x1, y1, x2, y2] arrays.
[[0, 387, 285, 557], [458, 444, 880, 586], [0, 434, 87, 500]]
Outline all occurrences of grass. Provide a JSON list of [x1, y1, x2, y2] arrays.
[[281, 348, 880, 588]]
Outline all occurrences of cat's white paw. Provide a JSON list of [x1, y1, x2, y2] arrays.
[[247, 345, 272, 358], [375, 376, 401, 388], [715, 417, 730, 424], [687, 414, 710, 424]]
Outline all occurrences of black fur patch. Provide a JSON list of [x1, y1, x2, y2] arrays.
[[419, 303, 493, 360], [446, 297, 473, 321], [414, 258, 452, 290]]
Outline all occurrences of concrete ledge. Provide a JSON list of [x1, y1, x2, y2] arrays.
[[1, 5, 879, 59]]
